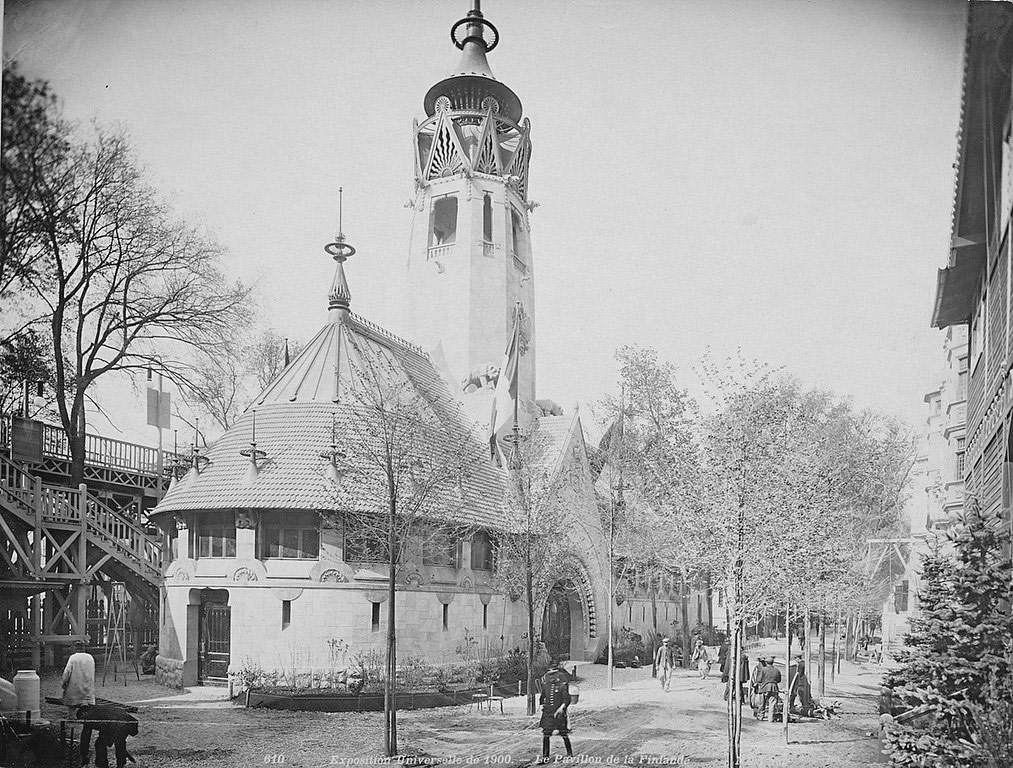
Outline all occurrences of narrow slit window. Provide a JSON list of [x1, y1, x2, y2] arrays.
[[483, 603, 488, 630], [371, 602, 381, 632], [442, 603, 449, 631], [282, 600, 291, 630], [483, 193, 493, 242]]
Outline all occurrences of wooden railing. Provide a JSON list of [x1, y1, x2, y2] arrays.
[[0, 452, 161, 584], [85, 492, 161, 579], [0, 413, 170, 478]]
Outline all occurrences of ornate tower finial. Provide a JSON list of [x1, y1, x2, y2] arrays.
[[325, 187, 356, 319], [424, 0, 521, 122]]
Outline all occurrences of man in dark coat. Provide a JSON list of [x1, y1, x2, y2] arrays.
[[755, 655, 782, 722], [77, 703, 139, 768], [721, 649, 749, 703], [537, 658, 573, 763]]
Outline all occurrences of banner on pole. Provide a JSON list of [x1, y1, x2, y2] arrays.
[[146, 389, 171, 429]]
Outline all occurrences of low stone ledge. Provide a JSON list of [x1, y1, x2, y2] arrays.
[[155, 655, 185, 690]]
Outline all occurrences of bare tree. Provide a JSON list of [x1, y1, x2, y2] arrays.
[[4, 113, 251, 482], [492, 427, 577, 715], [175, 329, 303, 434], [322, 334, 469, 757]]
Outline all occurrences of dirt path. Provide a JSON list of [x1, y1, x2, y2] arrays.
[[30, 650, 888, 767]]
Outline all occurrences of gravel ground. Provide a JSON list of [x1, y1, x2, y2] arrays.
[[20, 644, 888, 768]]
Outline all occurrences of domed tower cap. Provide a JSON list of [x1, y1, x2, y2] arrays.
[[423, 1, 523, 122]]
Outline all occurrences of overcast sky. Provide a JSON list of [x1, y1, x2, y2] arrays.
[[4, 0, 967, 445]]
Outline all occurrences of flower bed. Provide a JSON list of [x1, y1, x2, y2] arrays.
[[245, 682, 523, 712]]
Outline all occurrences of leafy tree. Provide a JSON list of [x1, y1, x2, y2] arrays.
[[884, 502, 1013, 767], [1, 61, 68, 305], [0, 328, 53, 417], [596, 345, 702, 673], [1, 68, 251, 482]]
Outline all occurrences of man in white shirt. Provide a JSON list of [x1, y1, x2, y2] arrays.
[[62, 640, 96, 716]]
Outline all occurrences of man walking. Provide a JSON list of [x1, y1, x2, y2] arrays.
[[654, 637, 677, 693], [537, 658, 573, 764]]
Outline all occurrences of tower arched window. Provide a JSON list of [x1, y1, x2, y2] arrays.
[[429, 195, 458, 248]]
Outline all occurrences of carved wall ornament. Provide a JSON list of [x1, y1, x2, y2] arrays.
[[460, 576, 474, 589], [235, 510, 258, 530], [233, 567, 258, 583], [173, 569, 191, 582], [319, 570, 347, 583], [404, 572, 424, 589], [512, 304, 532, 357]]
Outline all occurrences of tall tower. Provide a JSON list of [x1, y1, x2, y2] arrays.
[[406, 1, 536, 404]]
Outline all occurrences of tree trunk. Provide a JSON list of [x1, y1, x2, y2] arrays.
[[706, 572, 714, 641], [680, 572, 691, 668], [783, 603, 791, 745], [817, 611, 826, 698], [650, 578, 659, 676], [526, 556, 536, 716], [384, 495, 397, 756], [803, 605, 810, 677], [70, 399, 87, 486]]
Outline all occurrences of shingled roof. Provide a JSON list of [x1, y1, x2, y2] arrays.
[[153, 310, 508, 530]]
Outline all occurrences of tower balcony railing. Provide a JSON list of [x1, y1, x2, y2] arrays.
[[427, 243, 454, 262], [416, 109, 523, 137]]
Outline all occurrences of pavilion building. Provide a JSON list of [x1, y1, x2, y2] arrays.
[[152, 3, 693, 690]]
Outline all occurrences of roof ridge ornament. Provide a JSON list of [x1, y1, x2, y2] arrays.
[[239, 409, 267, 486], [325, 187, 356, 318]]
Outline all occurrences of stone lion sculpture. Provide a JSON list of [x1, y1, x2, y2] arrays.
[[461, 363, 500, 393]]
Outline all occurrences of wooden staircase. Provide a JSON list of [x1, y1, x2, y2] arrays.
[[0, 452, 162, 668]]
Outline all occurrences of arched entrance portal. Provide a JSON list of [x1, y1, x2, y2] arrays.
[[542, 579, 585, 661]]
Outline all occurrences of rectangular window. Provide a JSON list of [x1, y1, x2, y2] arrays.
[[423, 528, 458, 567], [282, 600, 291, 630], [263, 512, 319, 560], [442, 603, 449, 631], [957, 369, 968, 401], [195, 512, 236, 559], [343, 515, 387, 564], [470, 531, 494, 571], [371, 602, 381, 633], [429, 196, 458, 247]]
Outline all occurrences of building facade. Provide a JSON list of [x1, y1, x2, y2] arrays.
[[152, 4, 686, 690], [932, 2, 1013, 534]]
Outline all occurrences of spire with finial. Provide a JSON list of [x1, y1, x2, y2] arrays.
[[424, 0, 522, 122], [324, 187, 356, 321]]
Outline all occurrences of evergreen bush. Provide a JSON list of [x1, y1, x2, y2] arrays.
[[883, 502, 1013, 767]]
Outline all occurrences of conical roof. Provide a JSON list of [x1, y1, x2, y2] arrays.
[[152, 309, 507, 528]]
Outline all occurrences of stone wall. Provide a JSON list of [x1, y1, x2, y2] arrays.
[[155, 655, 184, 689]]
